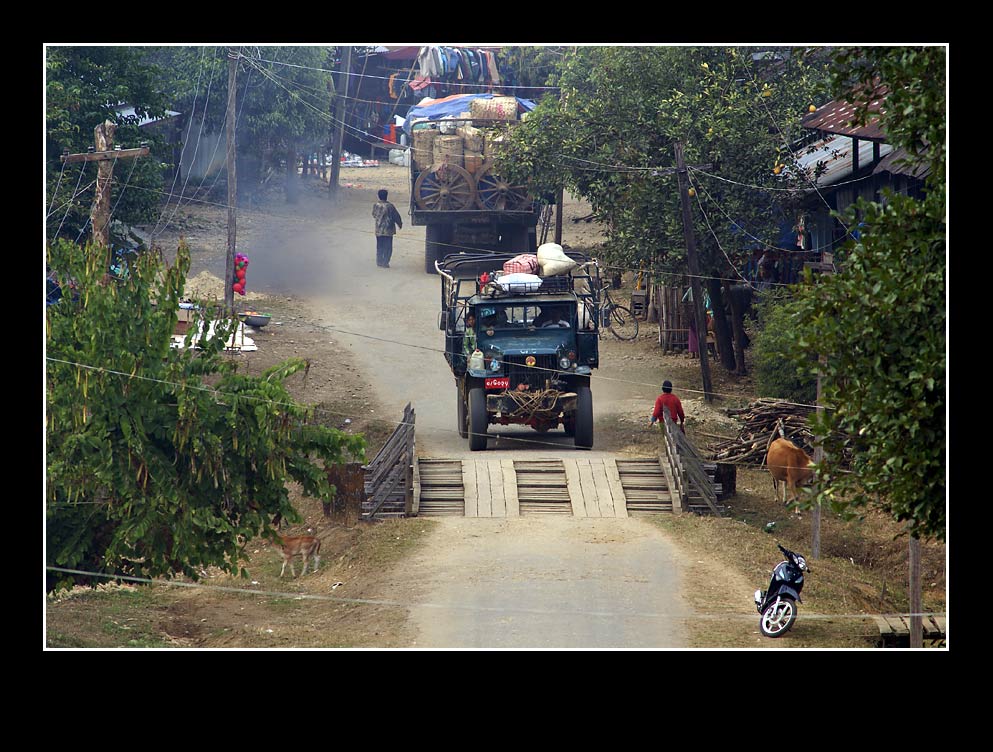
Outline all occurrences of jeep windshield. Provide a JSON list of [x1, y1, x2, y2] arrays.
[[476, 302, 572, 332]]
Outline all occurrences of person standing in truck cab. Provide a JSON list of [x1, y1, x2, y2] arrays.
[[462, 311, 477, 356]]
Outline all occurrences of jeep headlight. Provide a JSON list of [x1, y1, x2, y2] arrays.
[[559, 356, 572, 370], [490, 357, 502, 372]]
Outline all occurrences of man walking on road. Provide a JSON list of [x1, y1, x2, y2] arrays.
[[372, 188, 403, 268], [650, 380, 685, 433]]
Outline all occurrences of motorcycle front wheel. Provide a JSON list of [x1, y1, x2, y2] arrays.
[[759, 597, 797, 637]]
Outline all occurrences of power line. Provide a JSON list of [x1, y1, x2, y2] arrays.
[[52, 163, 88, 240], [149, 46, 210, 240], [45, 566, 940, 628]]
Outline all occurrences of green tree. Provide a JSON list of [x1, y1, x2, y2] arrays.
[[748, 286, 818, 405], [145, 46, 335, 203], [46, 239, 366, 591], [501, 46, 830, 279], [46, 46, 175, 244], [787, 46, 946, 541]]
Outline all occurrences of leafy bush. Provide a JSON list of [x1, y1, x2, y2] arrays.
[[747, 286, 817, 404], [46, 239, 365, 591]]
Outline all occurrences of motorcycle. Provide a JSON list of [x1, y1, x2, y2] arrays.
[[754, 543, 809, 638]]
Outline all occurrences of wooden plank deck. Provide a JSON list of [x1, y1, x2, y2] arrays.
[[873, 614, 947, 647], [416, 457, 673, 519]]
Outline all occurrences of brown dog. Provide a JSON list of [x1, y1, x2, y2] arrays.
[[278, 535, 321, 577]]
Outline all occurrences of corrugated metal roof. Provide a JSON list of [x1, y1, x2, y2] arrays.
[[790, 134, 893, 187], [872, 147, 932, 180], [115, 106, 181, 128], [801, 88, 888, 142]]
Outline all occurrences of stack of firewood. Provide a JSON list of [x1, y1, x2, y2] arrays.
[[709, 399, 816, 465]]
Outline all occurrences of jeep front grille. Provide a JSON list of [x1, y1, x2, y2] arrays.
[[503, 355, 559, 391]]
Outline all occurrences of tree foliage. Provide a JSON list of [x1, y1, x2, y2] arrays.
[[748, 287, 818, 405], [500, 46, 831, 280], [45, 240, 366, 591], [46, 46, 176, 244], [786, 46, 946, 541]]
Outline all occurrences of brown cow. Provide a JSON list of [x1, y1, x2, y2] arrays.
[[765, 435, 815, 509]]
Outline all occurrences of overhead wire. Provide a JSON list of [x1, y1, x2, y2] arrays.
[[52, 161, 88, 241], [154, 46, 219, 236], [730, 48, 857, 243], [46, 154, 70, 220], [254, 52, 562, 93], [149, 46, 209, 240], [45, 566, 935, 629], [184, 47, 256, 206]]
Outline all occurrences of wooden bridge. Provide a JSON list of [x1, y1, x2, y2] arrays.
[[414, 456, 722, 518], [359, 404, 727, 520]]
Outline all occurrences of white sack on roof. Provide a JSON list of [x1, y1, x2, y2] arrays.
[[536, 243, 577, 277]]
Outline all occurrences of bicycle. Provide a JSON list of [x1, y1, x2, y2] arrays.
[[600, 280, 639, 340]]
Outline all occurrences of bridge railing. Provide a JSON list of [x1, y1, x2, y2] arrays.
[[362, 403, 415, 520], [660, 410, 722, 516]]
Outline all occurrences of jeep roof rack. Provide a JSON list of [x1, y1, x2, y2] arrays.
[[436, 250, 593, 281]]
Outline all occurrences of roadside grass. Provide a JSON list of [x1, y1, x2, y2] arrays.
[[45, 511, 439, 649], [646, 464, 946, 649], [46, 585, 175, 649]]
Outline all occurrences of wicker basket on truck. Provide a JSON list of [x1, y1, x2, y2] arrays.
[[435, 249, 602, 450], [408, 95, 540, 274]]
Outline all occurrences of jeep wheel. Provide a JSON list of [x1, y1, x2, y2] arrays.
[[562, 415, 575, 436], [468, 387, 488, 451], [457, 385, 468, 439], [574, 386, 593, 449]]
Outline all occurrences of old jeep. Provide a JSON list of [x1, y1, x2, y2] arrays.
[[436, 250, 601, 450]]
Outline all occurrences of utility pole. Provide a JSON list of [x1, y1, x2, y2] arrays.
[[674, 140, 714, 402], [804, 252, 836, 560], [61, 122, 149, 255], [329, 45, 352, 196], [225, 48, 238, 317]]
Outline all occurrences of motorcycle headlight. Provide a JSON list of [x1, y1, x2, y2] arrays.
[[797, 555, 807, 571]]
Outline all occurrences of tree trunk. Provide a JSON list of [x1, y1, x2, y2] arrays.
[[707, 276, 736, 371], [285, 144, 299, 204], [727, 283, 751, 376], [326, 462, 366, 526]]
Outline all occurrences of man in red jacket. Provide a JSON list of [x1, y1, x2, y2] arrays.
[[651, 380, 685, 433]]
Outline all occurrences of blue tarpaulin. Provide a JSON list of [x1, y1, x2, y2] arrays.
[[403, 93, 537, 136]]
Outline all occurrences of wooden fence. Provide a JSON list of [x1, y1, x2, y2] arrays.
[[659, 410, 722, 515], [362, 403, 415, 520]]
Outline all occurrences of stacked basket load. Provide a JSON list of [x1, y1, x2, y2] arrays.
[[411, 96, 520, 174]]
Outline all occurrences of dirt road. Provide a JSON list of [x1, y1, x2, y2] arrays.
[[175, 166, 698, 648]]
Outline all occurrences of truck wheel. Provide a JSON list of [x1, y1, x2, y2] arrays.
[[425, 225, 450, 274], [468, 387, 488, 451], [457, 386, 468, 439], [574, 386, 593, 449]]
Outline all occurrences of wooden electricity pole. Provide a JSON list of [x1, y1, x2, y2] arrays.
[[329, 45, 352, 196], [61, 121, 149, 254], [804, 253, 839, 560], [225, 48, 239, 316], [674, 141, 714, 402]]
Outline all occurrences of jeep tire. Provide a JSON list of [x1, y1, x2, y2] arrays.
[[468, 387, 488, 451], [574, 385, 593, 449]]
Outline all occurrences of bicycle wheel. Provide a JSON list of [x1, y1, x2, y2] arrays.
[[608, 304, 639, 340]]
